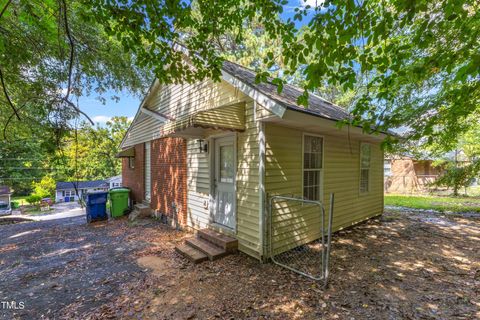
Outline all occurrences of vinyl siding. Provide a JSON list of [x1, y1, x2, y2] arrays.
[[185, 100, 262, 259], [122, 80, 247, 148], [186, 139, 210, 229], [265, 123, 383, 255], [236, 101, 261, 258]]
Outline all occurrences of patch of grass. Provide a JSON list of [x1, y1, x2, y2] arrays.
[[11, 196, 28, 207], [385, 194, 480, 213], [24, 206, 54, 215]]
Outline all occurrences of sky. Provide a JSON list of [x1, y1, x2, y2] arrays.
[[81, 0, 320, 126], [78, 90, 138, 125]]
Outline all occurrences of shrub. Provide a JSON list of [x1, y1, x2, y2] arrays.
[[434, 160, 480, 196], [32, 176, 56, 199], [26, 194, 42, 205]]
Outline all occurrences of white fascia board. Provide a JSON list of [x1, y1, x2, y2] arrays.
[[221, 70, 286, 118], [119, 79, 160, 149], [140, 107, 168, 123]]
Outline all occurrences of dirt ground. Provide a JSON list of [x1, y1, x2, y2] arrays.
[[0, 209, 479, 320]]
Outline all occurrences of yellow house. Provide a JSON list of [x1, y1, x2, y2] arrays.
[[119, 61, 386, 261]]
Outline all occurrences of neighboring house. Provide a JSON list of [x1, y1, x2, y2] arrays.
[[118, 60, 387, 261], [384, 157, 444, 193], [0, 186, 12, 215], [55, 180, 109, 202], [107, 175, 122, 189]]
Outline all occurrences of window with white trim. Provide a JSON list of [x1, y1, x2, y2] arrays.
[[384, 160, 392, 177], [63, 190, 74, 197], [360, 143, 371, 193], [303, 135, 323, 201]]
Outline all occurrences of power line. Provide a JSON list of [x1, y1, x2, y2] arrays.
[[0, 159, 45, 161], [0, 167, 56, 170], [0, 177, 43, 180]]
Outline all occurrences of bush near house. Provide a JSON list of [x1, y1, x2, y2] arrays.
[[26, 194, 42, 205]]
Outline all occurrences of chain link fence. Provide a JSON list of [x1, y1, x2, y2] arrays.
[[268, 195, 333, 286]]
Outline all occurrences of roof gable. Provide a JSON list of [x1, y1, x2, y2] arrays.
[[120, 59, 379, 148]]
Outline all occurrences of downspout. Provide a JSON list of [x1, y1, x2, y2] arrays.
[[256, 101, 267, 262]]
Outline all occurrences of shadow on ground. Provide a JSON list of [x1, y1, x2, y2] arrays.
[[1, 210, 479, 319]]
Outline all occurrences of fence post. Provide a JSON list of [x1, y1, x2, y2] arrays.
[[324, 193, 334, 289]]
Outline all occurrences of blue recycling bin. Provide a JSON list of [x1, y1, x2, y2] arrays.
[[85, 192, 108, 223]]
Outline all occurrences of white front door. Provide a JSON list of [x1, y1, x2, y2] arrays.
[[145, 141, 151, 202], [212, 136, 236, 229]]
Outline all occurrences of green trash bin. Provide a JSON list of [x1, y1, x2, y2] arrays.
[[109, 188, 130, 218]]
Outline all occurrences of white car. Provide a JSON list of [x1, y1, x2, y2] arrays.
[[0, 200, 12, 215]]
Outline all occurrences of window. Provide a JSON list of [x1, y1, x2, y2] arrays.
[[303, 135, 323, 201], [384, 160, 392, 176], [219, 144, 234, 183], [64, 190, 74, 197], [360, 143, 371, 193], [129, 157, 135, 169]]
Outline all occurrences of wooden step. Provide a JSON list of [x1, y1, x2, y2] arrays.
[[185, 238, 228, 261], [197, 229, 238, 252], [175, 244, 208, 264]]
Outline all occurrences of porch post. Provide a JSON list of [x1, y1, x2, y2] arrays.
[[257, 103, 266, 262]]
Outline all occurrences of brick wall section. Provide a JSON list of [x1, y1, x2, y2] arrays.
[[150, 137, 188, 225], [122, 143, 145, 204]]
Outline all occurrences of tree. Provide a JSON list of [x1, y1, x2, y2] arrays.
[[0, 0, 149, 140], [0, 102, 58, 194], [2, 0, 479, 154], [32, 176, 56, 199], [57, 116, 130, 181], [86, 0, 479, 150], [218, 21, 355, 108], [434, 161, 480, 196], [458, 122, 480, 161]]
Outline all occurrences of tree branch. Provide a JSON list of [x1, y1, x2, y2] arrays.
[[61, 0, 74, 102], [0, 0, 12, 20], [0, 67, 21, 120], [61, 98, 94, 125], [3, 101, 29, 140]]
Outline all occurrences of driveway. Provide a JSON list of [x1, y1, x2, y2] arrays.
[[6, 202, 85, 222], [0, 208, 479, 319], [0, 210, 174, 319]]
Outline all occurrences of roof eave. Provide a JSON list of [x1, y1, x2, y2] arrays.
[[220, 70, 286, 118]]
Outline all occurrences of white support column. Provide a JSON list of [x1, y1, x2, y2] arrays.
[[257, 101, 266, 261]]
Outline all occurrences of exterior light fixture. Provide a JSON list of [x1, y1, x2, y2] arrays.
[[197, 139, 208, 153]]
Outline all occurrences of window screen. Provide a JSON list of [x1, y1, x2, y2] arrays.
[[360, 143, 371, 193], [384, 160, 391, 177], [303, 135, 323, 201]]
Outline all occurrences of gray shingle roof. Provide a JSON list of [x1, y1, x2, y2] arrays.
[[56, 180, 108, 190], [0, 186, 10, 195], [222, 61, 352, 122]]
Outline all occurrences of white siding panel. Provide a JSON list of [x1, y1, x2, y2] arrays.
[[122, 80, 247, 148], [187, 139, 210, 229]]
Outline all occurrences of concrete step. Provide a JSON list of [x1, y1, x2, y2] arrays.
[[175, 244, 208, 264], [197, 229, 238, 252], [133, 203, 152, 217], [185, 238, 228, 261]]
